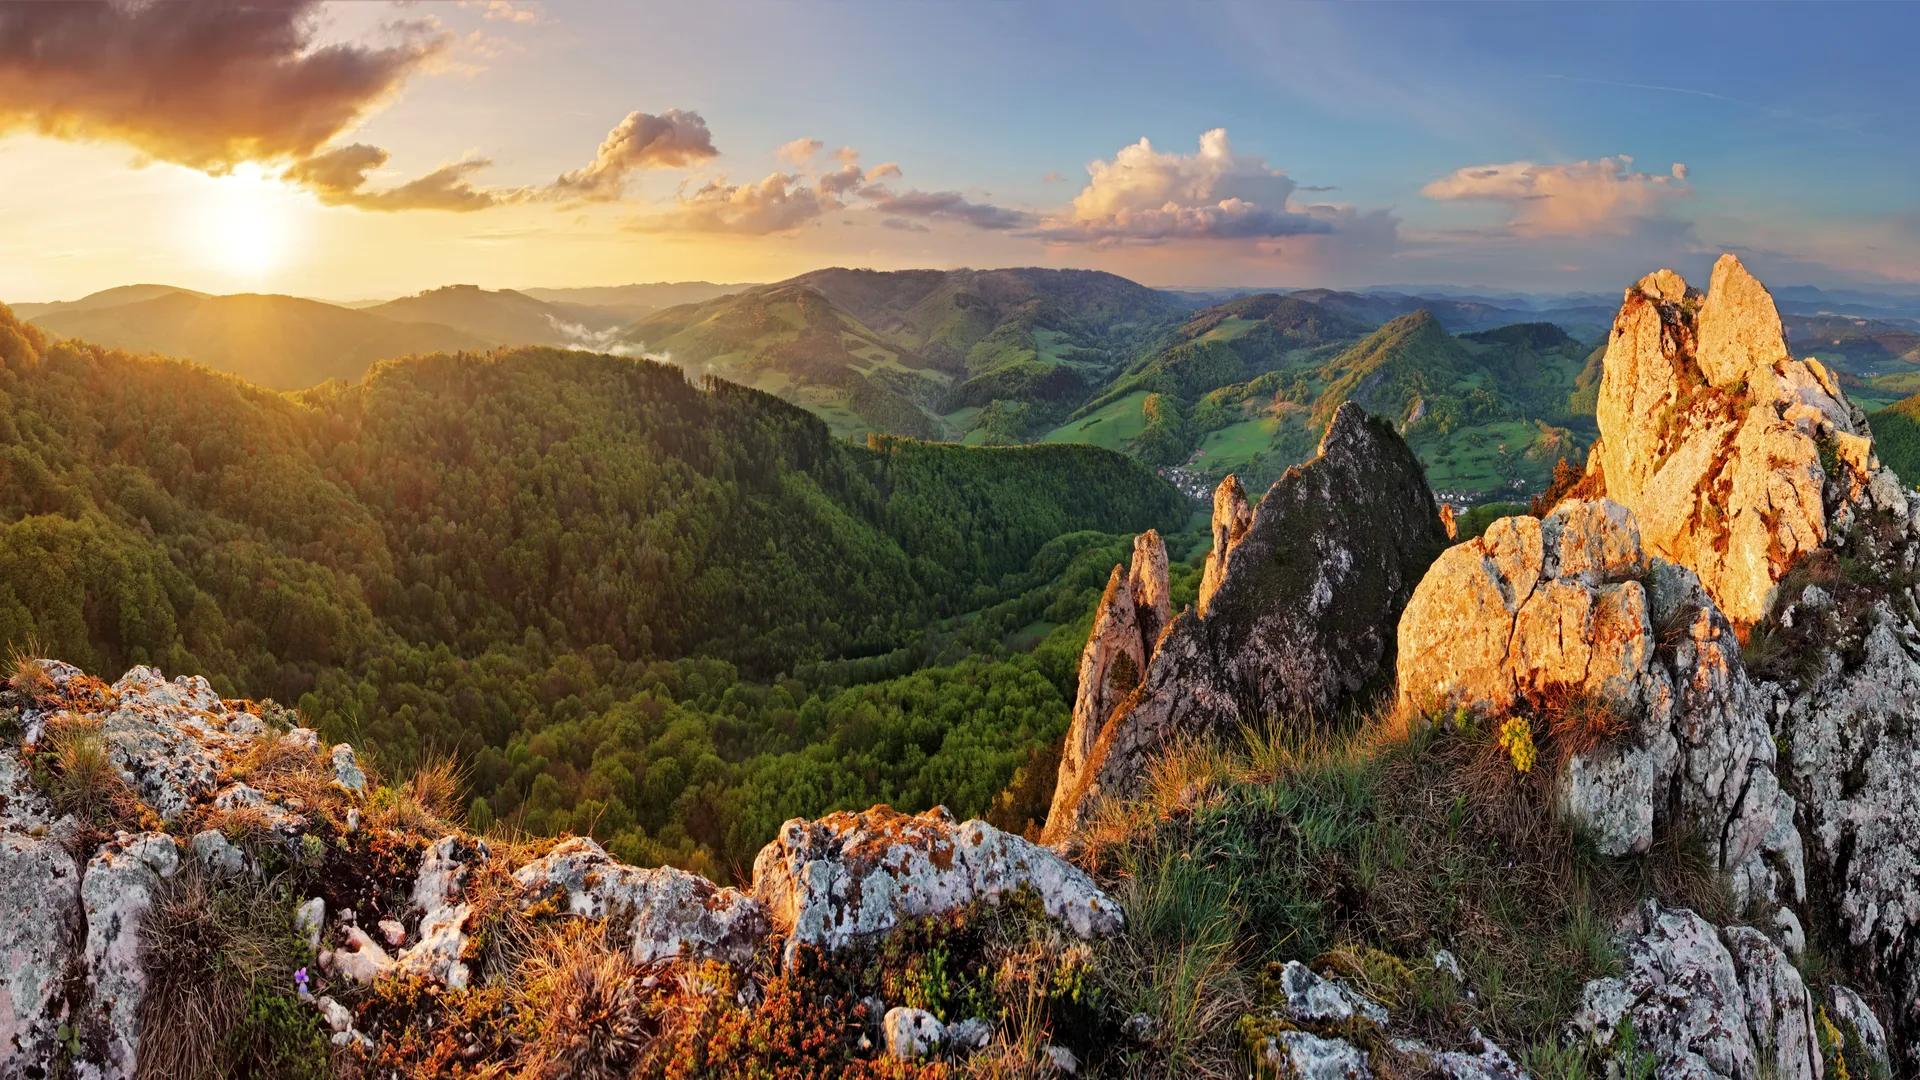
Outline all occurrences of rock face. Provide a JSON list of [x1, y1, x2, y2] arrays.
[[1048, 530, 1170, 830], [1570, 903, 1825, 1080], [1583, 253, 1903, 629], [753, 805, 1122, 964], [1562, 254, 1920, 1062], [1048, 403, 1446, 836], [514, 836, 768, 965], [1396, 499, 1798, 897]]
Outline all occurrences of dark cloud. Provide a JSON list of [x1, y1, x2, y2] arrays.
[[862, 188, 1034, 231], [285, 144, 501, 212], [550, 110, 718, 201], [0, 0, 445, 172]]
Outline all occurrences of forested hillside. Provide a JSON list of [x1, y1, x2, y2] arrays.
[[0, 304, 1186, 876]]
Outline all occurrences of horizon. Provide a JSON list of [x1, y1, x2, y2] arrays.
[[5, 1, 1918, 302]]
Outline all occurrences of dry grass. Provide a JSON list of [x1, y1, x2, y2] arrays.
[[5, 641, 50, 701], [37, 713, 143, 829], [510, 919, 661, 1080], [366, 751, 467, 837], [135, 864, 325, 1080]]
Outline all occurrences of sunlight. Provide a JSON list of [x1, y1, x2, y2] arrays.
[[190, 163, 298, 282]]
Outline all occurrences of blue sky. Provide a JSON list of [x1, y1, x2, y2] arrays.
[[4, 0, 1916, 298]]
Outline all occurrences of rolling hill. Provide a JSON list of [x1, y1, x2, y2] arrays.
[[367, 284, 630, 347], [23, 289, 490, 388], [520, 281, 751, 321]]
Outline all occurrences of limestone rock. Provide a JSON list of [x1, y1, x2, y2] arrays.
[[1582, 253, 1898, 630], [0, 835, 80, 1075], [883, 1006, 944, 1060], [1828, 984, 1891, 1076], [1570, 904, 1759, 1079], [1275, 960, 1387, 1030], [1048, 529, 1171, 830], [513, 836, 767, 965], [1722, 925, 1821, 1080], [1397, 500, 1794, 887], [1262, 1029, 1370, 1078], [82, 831, 182, 1077], [753, 805, 1120, 963], [1050, 403, 1445, 835], [1198, 474, 1253, 616], [331, 743, 367, 792], [323, 924, 395, 986]]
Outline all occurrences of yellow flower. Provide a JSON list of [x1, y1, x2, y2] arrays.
[[1497, 716, 1537, 773]]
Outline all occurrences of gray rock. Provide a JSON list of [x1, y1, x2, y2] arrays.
[[514, 836, 767, 966], [1723, 925, 1820, 1080], [945, 1017, 993, 1055], [82, 831, 182, 1077], [1827, 984, 1891, 1076], [1051, 403, 1446, 835], [1043, 1043, 1080, 1074], [882, 1006, 943, 1060], [753, 806, 1120, 964], [1570, 904, 1761, 1079], [0, 834, 81, 1075], [189, 828, 252, 876], [1263, 1030, 1370, 1078], [330, 743, 367, 793], [295, 896, 325, 952], [1275, 959, 1387, 1030]]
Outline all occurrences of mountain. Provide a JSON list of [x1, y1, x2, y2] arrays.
[[1781, 313, 1920, 377], [1868, 392, 1920, 483], [0, 301, 1184, 876], [1282, 287, 1612, 338], [367, 284, 631, 347], [11, 282, 206, 321], [1043, 298, 1594, 501], [23, 289, 489, 388], [627, 267, 1194, 442], [2, 258, 1917, 1079], [521, 280, 751, 320]]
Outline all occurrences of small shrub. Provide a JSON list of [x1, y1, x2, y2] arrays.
[[36, 714, 141, 829], [512, 920, 659, 1080], [1496, 716, 1537, 773]]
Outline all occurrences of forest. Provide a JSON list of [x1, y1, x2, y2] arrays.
[[0, 305, 1191, 877]]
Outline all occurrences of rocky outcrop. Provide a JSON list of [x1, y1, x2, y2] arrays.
[[1048, 530, 1170, 830], [753, 805, 1122, 964], [1582, 253, 1904, 630], [1570, 903, 1830, 1080], [0, 661, 1125, 1078], [1396, 499, 1799, 900], [1048, 403, 1446, 836], [514, 836, 768, 965]]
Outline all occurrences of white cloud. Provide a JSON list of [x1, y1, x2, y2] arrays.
[[776, 137, 823, 166], [1037, 128, 1334, 243], [1421, 155, 1690, 237]]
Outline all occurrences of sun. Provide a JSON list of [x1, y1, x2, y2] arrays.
[[192, 163, 298, 282]]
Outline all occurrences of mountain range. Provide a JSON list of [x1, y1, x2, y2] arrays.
[[18, 268, 1920, 502]]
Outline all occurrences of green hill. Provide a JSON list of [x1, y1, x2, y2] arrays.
[[1869, 393, 1920, 485], [24, 289, 489, 389], [366, 284, 627, 346], [0, 303, 1186, 872]]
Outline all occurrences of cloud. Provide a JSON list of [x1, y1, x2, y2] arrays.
[[865, 162, 902, 183], [550, 110, 718, 201], [881, 217, 931, 233], [0, 0, 446, 172], [777, 137, 823, 165], [1037, 128, 1333, 244], [1041, 171, 1066, 183], [479, 0, 540, 24], [631, 172, 837, 234], [863, 188, 1035, 231], [284, 144, 502, 212], [1421, 155, 1690, 236]]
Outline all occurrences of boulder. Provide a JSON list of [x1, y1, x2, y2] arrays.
[[1197, 473, 1252, 616], [753, 805, 1120, 963], [0, 835, 81, 1075], [1397, 500, 1797, 893], [82, 831, 182, 1077], [512, 836, 767, 965], [1049, 403, 1445, 835], [882, 1007, 944, 1061], [1571, 903, 1829, 1080], [1274, 959, 1387, 1030], [1261, 1029, 1370, 1078]]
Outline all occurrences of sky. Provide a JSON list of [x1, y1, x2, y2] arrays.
[[3, 0, 1917, 302]]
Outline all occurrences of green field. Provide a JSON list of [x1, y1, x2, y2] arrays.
[[1412, 419, 1556, 495], [1040, 390, 1150, 450]]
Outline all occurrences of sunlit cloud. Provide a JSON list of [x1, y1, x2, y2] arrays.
[[1035, 129, 1336, 244], [1421, 155, 1691, 237], [285, 144, 502, 212], [776, 138, 824, 166], [0, 0, 445, 173], [549, 109, 719, 201]]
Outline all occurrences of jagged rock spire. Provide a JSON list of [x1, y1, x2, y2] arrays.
[[1584, 251, 1907, 628], [1046, 403, 1445, 839], [1197, 475, 1251, 616], [1047, 530, 1170, 832]]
